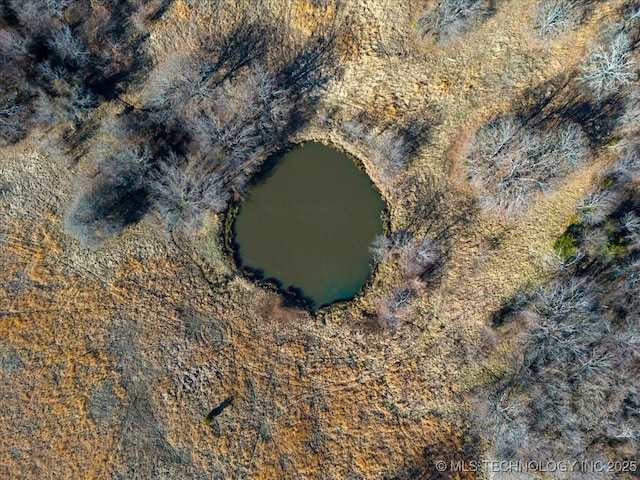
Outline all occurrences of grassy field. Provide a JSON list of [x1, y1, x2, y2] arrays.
[[1, 0, 638, 478]]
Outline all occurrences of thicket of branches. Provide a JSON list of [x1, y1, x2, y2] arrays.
[[341, 121, 412, 186], [464, 5, 640, 219], [371, 231, 440, 328], [464, 116, 589, 216], [338, 107, 434, 189], [369, 178, 474, 327], [472, 12, 640, 458], [0, 2, 350, 247], [64, 147, 151, 247], [63, 10, 345, 246], [579, 24, 638, 100], [532, 0, 580, 38], [417, 0, 492, 45], [0, 0, 165, 146], [475, 142, 640, 469], [1, 1, 420, 248]]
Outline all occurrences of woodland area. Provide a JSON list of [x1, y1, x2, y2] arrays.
[[1, 0, 639, 479]]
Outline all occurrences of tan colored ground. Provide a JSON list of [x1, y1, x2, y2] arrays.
[[0, 0, 629, 478]]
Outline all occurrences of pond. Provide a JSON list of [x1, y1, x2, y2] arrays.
[[232, 142, 385, 309]]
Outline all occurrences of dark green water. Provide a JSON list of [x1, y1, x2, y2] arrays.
[[233, 142, 385, 309]]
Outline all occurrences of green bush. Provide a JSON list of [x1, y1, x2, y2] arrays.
[[553, 231, 577, 259]]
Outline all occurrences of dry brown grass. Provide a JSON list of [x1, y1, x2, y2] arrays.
[[1, 0, 634, 478]]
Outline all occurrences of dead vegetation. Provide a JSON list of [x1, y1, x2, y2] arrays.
[[476, 143, 640, 470], [471, 7, 640, 472], [464, 117, 589, 216], [62, 8, 345, 247], [1, 0, 640, 479], [417, 0, 493, 46]]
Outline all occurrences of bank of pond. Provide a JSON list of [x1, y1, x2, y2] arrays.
[[232, 142, 385, 310]]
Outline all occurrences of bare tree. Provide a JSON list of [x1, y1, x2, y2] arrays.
[[0, 28, 27, 59], [246, 65, 293, 140], [617, 87, 640, 143], [417, 0, 489, 45], [58, 1, 341, 243], [369, 230, 438, 277], [400, 236, 439, 280], [532, 0, 578, 38], [47, 25, 91, 68], [8, 0, 60, 33], [0, 93, 26, 146], [10, 0, 70, 21], [369, 230, 414, 258], [146, 55, 209, 122], [621, 212, 640, 248], [553, 123, 589, 167], [370, 132, 410, 184], [35, 81, 97, 126], [611, 145, 640, 182], [474, 189, 640, 461], [579, 31, 636, 99], [369, 234, 395, 262], [466, 119, 545, 214], [0, 0, 156, 146], [577, 190, 619, 226], [471, 120, 640, 461], [378, 288, 414, 328], [148, 154, 230, 232], [341, 120, 410, 185], [465, 116, 589, 216]]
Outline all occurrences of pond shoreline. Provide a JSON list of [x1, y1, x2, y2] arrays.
[[222, 137, 391, 314]]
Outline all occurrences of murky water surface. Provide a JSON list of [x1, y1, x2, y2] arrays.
[[233, 142, 385, 308]]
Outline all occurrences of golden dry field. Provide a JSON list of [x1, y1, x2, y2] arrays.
[[1, 0, 638, 478]]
